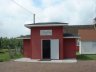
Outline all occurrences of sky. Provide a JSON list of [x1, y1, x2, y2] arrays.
[[0, 0, 96, 38]]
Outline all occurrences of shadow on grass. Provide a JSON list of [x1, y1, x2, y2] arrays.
[[77, 54, 96, 60]]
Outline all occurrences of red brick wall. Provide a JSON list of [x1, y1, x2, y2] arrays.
[[23, 39, 31, 58], [79, 29, 96, 41], [31, 26, 64, 59], [63, 38, 76, 58]]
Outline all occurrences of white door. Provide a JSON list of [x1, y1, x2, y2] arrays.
[[81, 41, 96, 54], [51, 39, 59, 59]]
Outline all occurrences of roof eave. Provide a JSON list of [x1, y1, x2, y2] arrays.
[[16, 37, 30, 39], [64, 36, 80, 39], [25, 23, 68, 28]]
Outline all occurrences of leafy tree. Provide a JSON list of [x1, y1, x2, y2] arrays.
[[0, 37, 2, 49], [0, 37, 23, 52]]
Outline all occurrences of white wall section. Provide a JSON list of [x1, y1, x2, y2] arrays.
[[80, 41, 96, 54]]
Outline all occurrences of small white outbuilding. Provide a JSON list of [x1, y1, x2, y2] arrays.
[[79, 29, 96, 54]]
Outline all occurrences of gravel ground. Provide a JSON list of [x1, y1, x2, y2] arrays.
[[0, 60, 96, 72]]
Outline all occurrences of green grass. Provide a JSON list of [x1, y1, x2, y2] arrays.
[[0, 52, 10, 62], [77, 52, 96, 60], [12, 53, 23, 59], [1, 49, 96, 61], [0, 49, 23, 62]]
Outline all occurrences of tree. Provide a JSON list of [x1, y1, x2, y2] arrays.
[[93, 17, 96, 29], [94, 17, 96, 24], [0, 37, 3, 50], [0, 37, 2, 49]]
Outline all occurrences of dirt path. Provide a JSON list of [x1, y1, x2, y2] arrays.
[[0, 60, 96, 72]]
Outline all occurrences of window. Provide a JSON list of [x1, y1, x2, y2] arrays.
[[76, 39, 80, 46]]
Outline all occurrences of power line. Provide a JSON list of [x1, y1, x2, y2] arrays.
[[10, 0, 36, 23], [10, 0, 34, 15]]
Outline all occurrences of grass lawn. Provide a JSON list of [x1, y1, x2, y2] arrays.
[[0, 52, 10, 62], [76, 52, 96, 60], [0, 49, 23, 62], [0, 49, 96, 62]]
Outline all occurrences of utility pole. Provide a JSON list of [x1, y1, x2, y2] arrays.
[[33, 14, 35, 24]]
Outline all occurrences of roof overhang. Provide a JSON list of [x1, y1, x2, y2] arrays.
[[16, 35, 30, 39], [64, 24, 94, 28], [25, 22, 68, 28], [16, 37, 30, 39], [25, 22, 94, 31], [17, 36, 80, 39], [64, 36, 80, 39]]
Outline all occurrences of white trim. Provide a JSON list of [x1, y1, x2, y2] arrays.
[[79, 40, 82, 54], [25, 24, 68, 28], [64, 37, 80, 38], [40, 30, 52, 36], [41, 39, 59, 60]]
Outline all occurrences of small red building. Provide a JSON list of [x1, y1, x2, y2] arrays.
[[21, 22, 78, 60]]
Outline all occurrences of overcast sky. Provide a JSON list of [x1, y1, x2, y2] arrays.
[[0, 0, 96, 38]]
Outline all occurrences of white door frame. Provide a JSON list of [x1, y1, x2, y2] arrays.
[[41, 39, 59, 59]]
